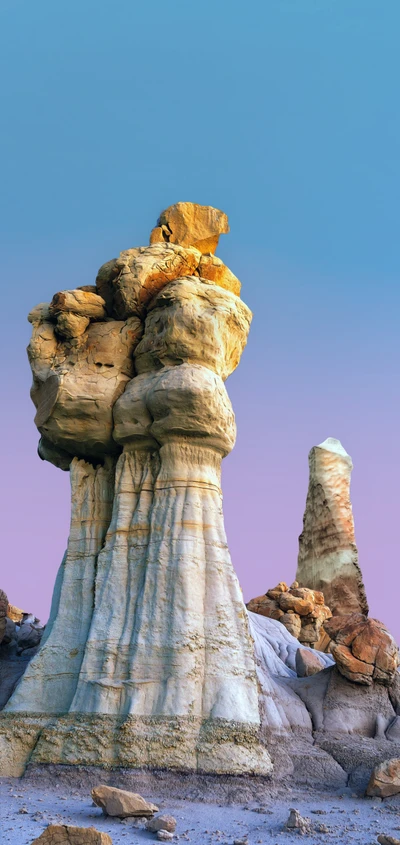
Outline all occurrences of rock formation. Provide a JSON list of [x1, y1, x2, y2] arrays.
[[247, 581, 332, 649], [0, 592, 45, 709], [2, 204, 400, 792], [0, 203, 272, 777], [296, 437, 369, 617], [325, 614, 399, 686]]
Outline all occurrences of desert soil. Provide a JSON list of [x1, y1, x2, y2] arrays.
[[2, 777, 400, 844]]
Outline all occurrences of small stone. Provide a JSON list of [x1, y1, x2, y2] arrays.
[[377, 836, 400, 845], [146, 815, 177, 833], [157, 832, 174, 842]]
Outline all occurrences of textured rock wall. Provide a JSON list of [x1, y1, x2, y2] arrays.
[[296, 437, 368, 617]]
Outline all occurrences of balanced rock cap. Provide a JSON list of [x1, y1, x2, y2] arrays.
[[149, 202, 229, 254]]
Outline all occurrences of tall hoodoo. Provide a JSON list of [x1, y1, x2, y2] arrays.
[[0, 203, 272, 777], [296, 437, 368, 617]]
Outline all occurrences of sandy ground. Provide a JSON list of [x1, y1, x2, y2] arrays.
[[2, 778, 400, 845]]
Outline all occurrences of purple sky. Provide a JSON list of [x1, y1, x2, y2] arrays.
[[1, 2, 400, 640]]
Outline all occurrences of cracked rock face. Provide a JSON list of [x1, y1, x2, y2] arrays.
[[296, 437, 369, 617], [325, 613, 399, 686], [1, 203, 272, 778]]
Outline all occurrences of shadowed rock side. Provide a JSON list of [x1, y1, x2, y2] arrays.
[[0, 594, 45, 709], [0, 203, 272, 777], [296, 437, 369, 617]]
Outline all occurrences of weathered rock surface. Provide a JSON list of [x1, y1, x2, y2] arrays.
[[91, 785, 158, 818], [325, 614, 399, 686], [367, 758, 400, 797], [1, 202, 272, 778], [247, 581, 332, 649], [149, 202, 229, 254], [31, 825, 112, 844], [378, 836, 400, 845], [296, 437, 369, 617], [146, 815, 177, 833]]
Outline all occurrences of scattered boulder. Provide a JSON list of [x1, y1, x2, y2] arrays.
[[247, 582, 332, 649], [91, 785, 158, 818], [377, 836, 400, 845], [285, 808, 311, 833], [149, 201, 229, 254], [366, 758, 400, 797], [325, 614, 399, 686], [296, 647, 325, 677], [146, 815, 177, 833], [30, 825, 112, 844]]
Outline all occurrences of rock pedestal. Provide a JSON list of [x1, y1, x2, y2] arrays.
[[296, 437, 368, 617], [0, 204, 271, 777]]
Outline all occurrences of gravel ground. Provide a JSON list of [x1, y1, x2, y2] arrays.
[[2, 778, 400, 845]]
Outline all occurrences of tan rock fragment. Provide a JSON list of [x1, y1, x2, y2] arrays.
[[199, 254, 241, 296], [325, 614, 399, 686], [91, 785, 158, 818], [7, 603, 24, 623], [149, 202, 229, 254], [49, 290, 106, 321], [296, 437, 369, 617], [377, 836, 400, 845], [55, 313, 90, 339], [281, 611, 301, 638], [278, 592, 314, 616], [31, 824, 112, 845], [266, 582, 289, 601], [246, 595, 284, 620], [366, 758, 400, 797]]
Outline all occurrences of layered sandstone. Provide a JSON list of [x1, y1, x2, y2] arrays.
[[1, 203, 271, 777], [296, 438, 368, 617]]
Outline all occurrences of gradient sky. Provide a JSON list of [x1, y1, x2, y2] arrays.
[[1, 1, 400, 639]]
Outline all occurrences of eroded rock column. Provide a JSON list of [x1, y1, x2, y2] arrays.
[[296, 437, 368, 617]]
